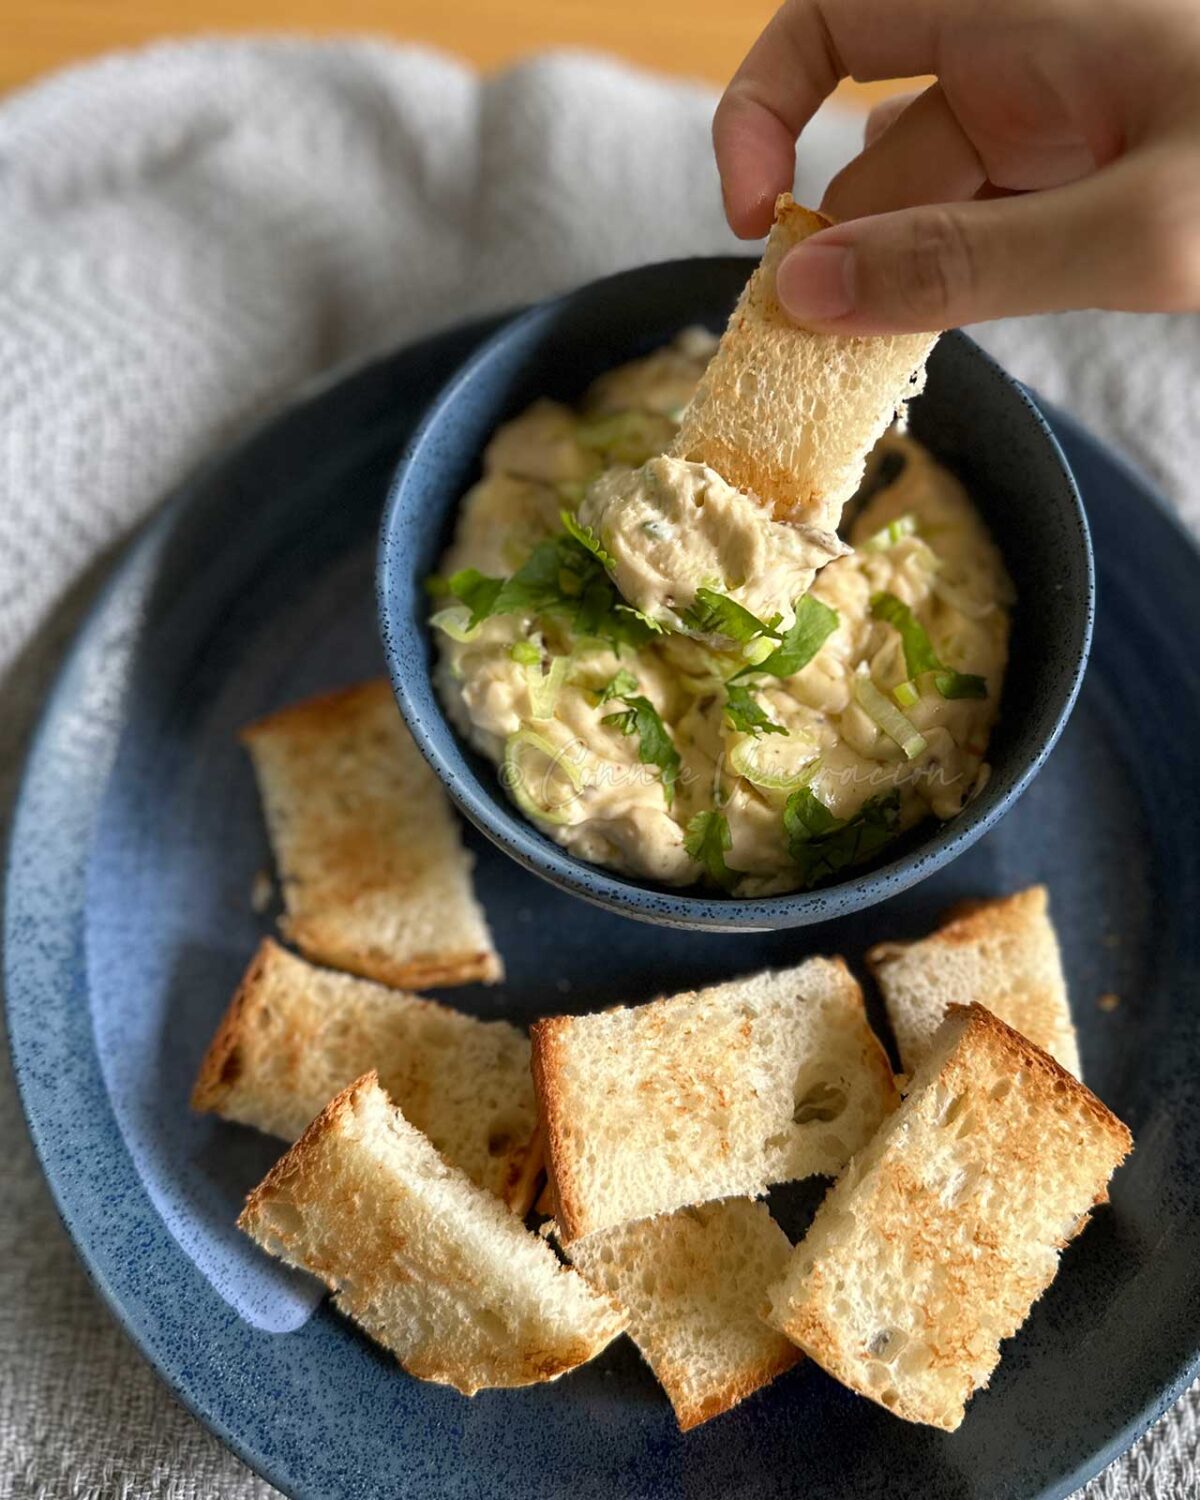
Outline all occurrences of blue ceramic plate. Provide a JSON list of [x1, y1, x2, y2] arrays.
[[7, 317, 1200, 1500]]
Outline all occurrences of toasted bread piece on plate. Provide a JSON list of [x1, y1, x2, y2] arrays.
[[241, 679, 501, 990], [532, 957, 898, 1242], [766, 1004, 1131, 1431], [868, 886, 1081, 1077], [565, 1200, 801, 1430], [239, 1073, 624, 1395], [669, 195, 937, 530], [192, 939, 541, 1212]]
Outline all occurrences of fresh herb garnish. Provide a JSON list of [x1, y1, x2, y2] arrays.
[[870, 592, 987, 701], [448, 531, 654, 652], [602, 694, 682, 807], [560, 509, 617, 570], [723, 682, 787, 737], [934, 670, 988, 700], [684, 809, 737, 891], [679, 588, 782, 645], [733, 595, 839, 681], [596, 667, 640, 705], [783, 787, 902, 888]]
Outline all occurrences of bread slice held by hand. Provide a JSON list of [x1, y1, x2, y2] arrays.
[[868, 886, 1081, 1077], [669, 195, 936, 531], [532, 957, 898, 1242], [239, 1073, 624, 1395], [241, 679, 501, 990], [765, 1004, 1132, 1431], [565, 1200, 801, 1430], [192, 939, 541, 1212]]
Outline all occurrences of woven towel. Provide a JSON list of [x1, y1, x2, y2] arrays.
[[0, 36, 1196, 1500]]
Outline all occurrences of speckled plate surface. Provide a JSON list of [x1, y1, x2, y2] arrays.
[[6, 316, 1200, 1500]]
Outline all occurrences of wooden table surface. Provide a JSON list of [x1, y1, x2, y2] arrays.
[[3, 0, 903, 103]]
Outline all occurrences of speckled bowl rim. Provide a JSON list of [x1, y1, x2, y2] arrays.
[[378, 262, 1095, 932]]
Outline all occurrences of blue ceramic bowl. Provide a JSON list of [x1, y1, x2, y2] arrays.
[[379, 258, 1093, 931]]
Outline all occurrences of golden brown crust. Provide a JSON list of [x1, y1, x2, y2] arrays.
[[194, 939, 538, 1211], [530, 1017, 580, 1238], [240, 1072, 623, 1394], [768, 1002, 1131, 1429], [242, 678, 502, 991], [948, 1004, 1129, 1152], [238, 679, 392, 746], [239, 1069, 379, 1233], [670, 194, 935, 526], [190, 939, 278, 1114], [672, 1343, 804, 1432], [866, 886, 1079, 1078], [278, 922, 502, 991]]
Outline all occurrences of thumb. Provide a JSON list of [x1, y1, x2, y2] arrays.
[[774, 151, 1200, 332]]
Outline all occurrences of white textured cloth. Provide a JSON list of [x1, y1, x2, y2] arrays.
[[0, 36, 1196, 1500]]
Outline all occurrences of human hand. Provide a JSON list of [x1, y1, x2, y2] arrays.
[[712, 0, 1200, 331]]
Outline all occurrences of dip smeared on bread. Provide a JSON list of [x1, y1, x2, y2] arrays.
[[430, 203, 1012, 894]]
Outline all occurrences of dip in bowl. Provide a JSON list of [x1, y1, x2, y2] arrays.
[[379, 258, 1092, 930]]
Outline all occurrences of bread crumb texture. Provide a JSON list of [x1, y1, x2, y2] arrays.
[[239, 1073, 624, 1394], [241, 680, 501, 989], [766, 1004, 1131, 1430], [567, 1199, 802, 1429], [670, 195, 936, 528], [193, 939, 541, 1211], [533, 956, 898, 1241], [868, 886, 1082, 1078]]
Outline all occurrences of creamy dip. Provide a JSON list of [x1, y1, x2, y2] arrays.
[[578, 456, 846, 634], [431, 333, 1013, 894]]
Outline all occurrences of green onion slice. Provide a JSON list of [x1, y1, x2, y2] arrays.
[[729, 737, 819, 793], [525, 654, 570, 720], [430, 604, 482, 643], [860, 513, 917, 552], [853, 672, 927, 760], [502, 729, 582, 825]]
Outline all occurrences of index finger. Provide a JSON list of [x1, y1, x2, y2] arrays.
[[713, 0, 945, 236]]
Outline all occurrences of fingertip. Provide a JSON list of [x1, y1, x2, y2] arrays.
[[775, 239, 856, 327], [724, 184, 779, 240], [713, 92, 795, 239]]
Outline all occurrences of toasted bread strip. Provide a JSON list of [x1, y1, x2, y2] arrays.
[[241, 680, 501, 990], [192, 939, 541, 1213], [532, 957, 898, 1242], [669, 195, 936, 528], [766, 1004, 1131, 1430], [868, 886, 1081, 1078], [565, 1200, 801, 1430], [239, 1073, 624, 1395]]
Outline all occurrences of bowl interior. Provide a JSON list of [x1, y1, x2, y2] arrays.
[[379, 258, 1092, 929]]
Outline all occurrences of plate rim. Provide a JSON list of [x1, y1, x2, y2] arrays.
[[5, 320, 1198, 1500]]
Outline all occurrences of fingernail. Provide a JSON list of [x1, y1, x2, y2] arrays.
[[776, 243, 855, 324]]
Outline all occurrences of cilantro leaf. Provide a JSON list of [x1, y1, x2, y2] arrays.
[[783, 787, 902, 888], [561, 509, 617, 570], [684, 809, 737, 891], [602, 694, 682, 807], [869, 592, 940, 676], [448, 532, 654, 653], [723, 682, 787, 737], [596, 668, 640, 705], [448, 568, 505, 627], [733, 595, 839, 681], [616, 602, 665, 634], [679, 588, 781, 645], [870, 593, 988, 702], [934, 670, 988, 700]]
